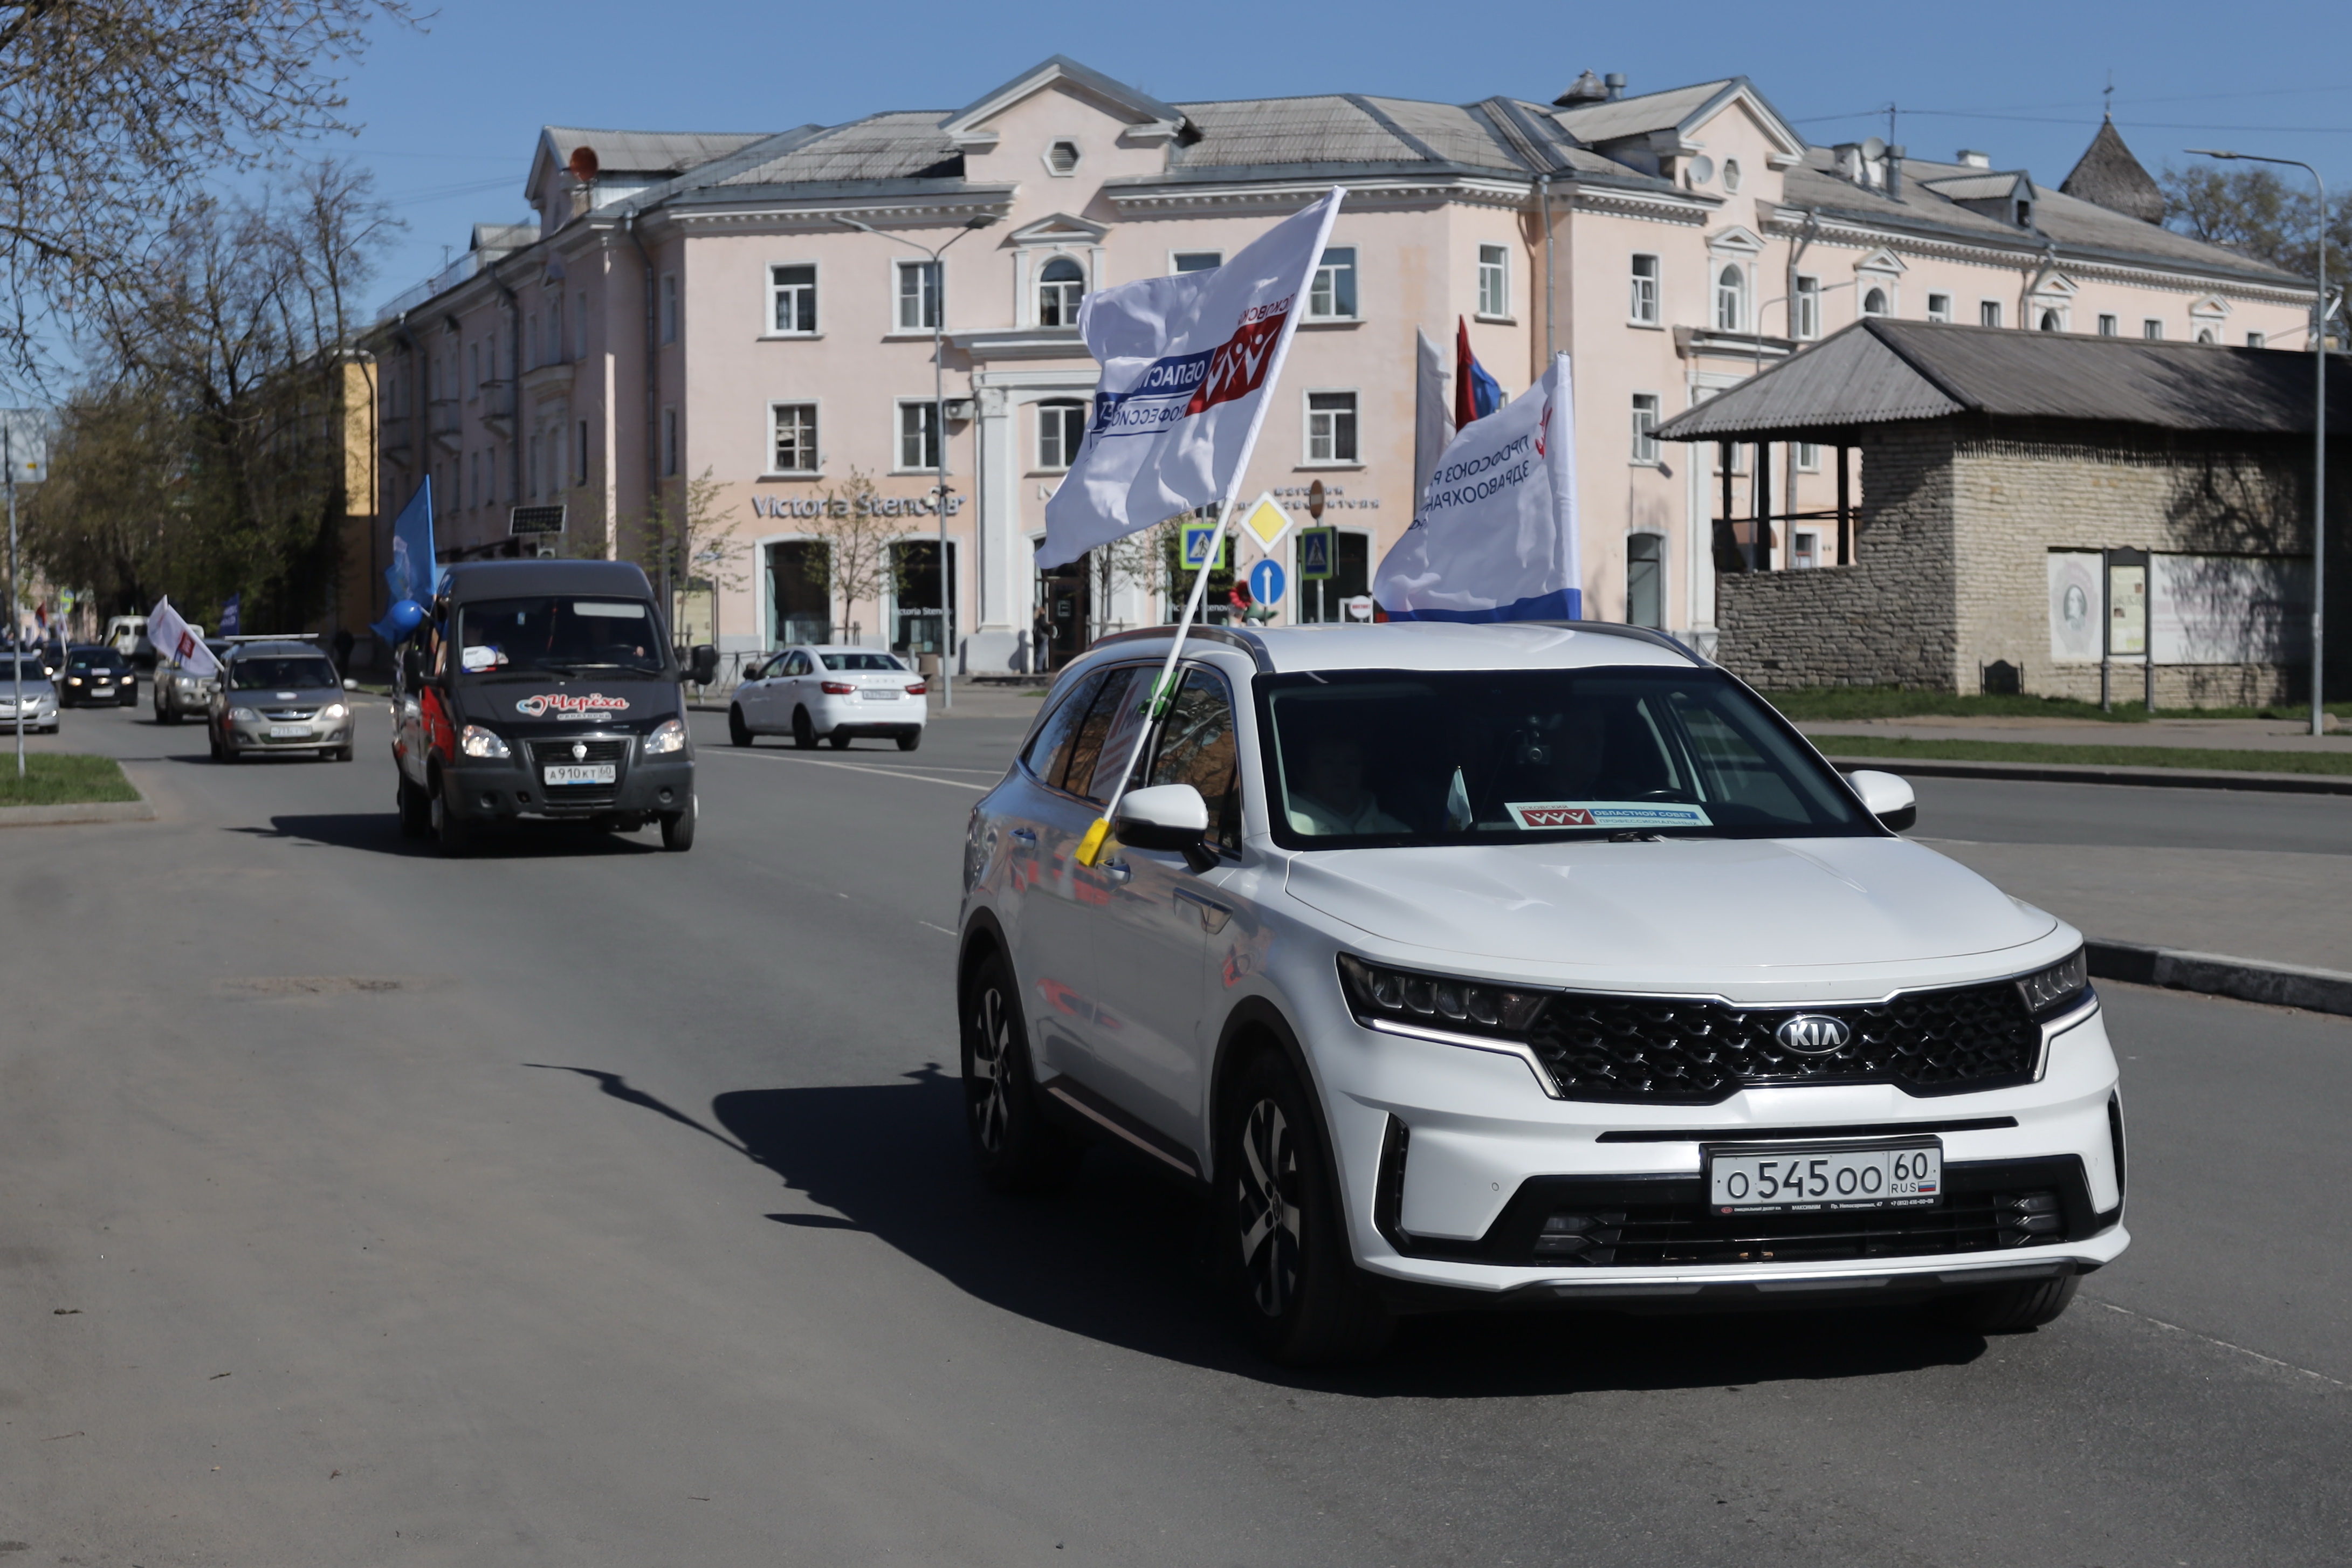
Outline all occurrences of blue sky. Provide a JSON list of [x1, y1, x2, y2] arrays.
[[336, 0, 2350, 310]]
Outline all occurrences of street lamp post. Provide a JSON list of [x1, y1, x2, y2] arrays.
[[1744, 281, 1853, 570], [2189, 149, 2330, 735], [835, 212, 999, 711]]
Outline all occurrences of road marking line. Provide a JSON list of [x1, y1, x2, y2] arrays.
[[919, 920, 957, 937], [2091, 1298, 2349, 1389], [706, 751, 988, 791]]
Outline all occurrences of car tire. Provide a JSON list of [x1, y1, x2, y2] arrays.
[[334, 744, 354, 762], [157, 702, 178, 726], [960, 948, 1079, 1194], [792, 707, 816, 749], [1934, 1273, 2082, 1335], [208, 726, 225, 761], [659, 799, 696, 852], [727, 705, 752, 747], [1218, 1047, 1395, 1366], [828, 729, 852, 749], [897, 729, 922, 752], [430, 777, 470, 857], [396, 777, 431, 838]]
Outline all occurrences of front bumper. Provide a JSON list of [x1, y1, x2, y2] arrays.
[[444, 742, 694, 822], [223, 716, 353, 753], [1319, 997, 2128, 1304]]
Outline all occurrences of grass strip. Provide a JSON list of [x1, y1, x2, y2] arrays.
[[1766, 685, 2352, 726], [0, 753, 141, 807], [1807, 734, 2352, 776]]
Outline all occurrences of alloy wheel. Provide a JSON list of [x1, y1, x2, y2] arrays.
[[969, 981, 1013, 1155], [1236, 1097, 1303, 1318]]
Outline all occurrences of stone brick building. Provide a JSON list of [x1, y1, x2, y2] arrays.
[[1655, 319, 2349, 704]]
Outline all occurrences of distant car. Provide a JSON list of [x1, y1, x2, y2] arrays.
[[154, 635, 230, 724], [0, 663, 59, 733], [59, 644, 136, 707], [208, 642, 355, 762], [105, 614, 152, 665], [729, 645, 928, 751]]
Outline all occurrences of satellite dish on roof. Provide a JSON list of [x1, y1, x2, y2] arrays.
[[1861, 136, 1887, 161], [568, 146, 600, 182], [1686, 155, 1715, 186]]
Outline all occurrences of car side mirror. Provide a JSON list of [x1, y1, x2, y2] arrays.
[[1113, 782, 1212, 860], [343, 677, 359, 691], [1848, 769, 1916, 833], [689, 644, 719, 685]]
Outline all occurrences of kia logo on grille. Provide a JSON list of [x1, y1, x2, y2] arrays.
[[1775, 1014, 1851, 1055]]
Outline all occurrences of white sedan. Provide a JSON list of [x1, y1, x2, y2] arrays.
[[729, 646, 929, 751]]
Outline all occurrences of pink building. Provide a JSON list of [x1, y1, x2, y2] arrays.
[[367, 57, 2312, 672]]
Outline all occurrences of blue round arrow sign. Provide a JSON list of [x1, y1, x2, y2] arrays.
[[1249, 559, 1286, 607]]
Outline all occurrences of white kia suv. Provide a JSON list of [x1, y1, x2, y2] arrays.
[[954, 622, 2126, 1363]]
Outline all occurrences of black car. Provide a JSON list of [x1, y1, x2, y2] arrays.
[[389, 559, 716, 855], [59, 644, 136, 707]]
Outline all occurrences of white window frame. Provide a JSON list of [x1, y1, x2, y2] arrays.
[[1043, 139, 1081, 177], [768, 261, 820, 338], [1035, 253, 1085, 328], [770, 401, 820, 476], [1713, 263, 1748, 333], [1926, 292, 1952, 323], [1979, 299, 2004, 328], [2247, 331, 2267, 348], [1302, 388, 1360, 465], [1170, 250, 1222, 274], [1797, 442, 1821, 472], [2097, 313, 2120, 336], [1791, 529, 1821, 569], [1035, 398, 1086, 472], [895, 258, 941, 334], [895, 398, 940, 473], [1860, 284, 1891, 319], [1792, 274, 1821, 339], [1476, 243, 1510, 320], [1629, 253, 1661, 326], [661, 274, 678, 345], [1630, 393, 1661, 465], [1306, 247, 1358, 322], [2142, 319, 2164, 340]]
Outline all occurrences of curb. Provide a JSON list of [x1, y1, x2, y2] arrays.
[[0, 799, 155, 829], [2087, 939, 2352, 1018], [1819, 754, 2352, 796]]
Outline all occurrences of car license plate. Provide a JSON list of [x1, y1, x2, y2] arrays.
[[861, 689, 896, 700], [1704, 1139, 1942, 1214], [542, 764, 617, 786], [269, 723, 311, 738]]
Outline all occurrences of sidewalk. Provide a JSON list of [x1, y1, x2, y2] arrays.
[[1805, 713, 2350, 752]]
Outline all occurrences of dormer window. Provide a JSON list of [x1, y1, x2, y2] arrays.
[[1046, 139, 1081, 176], [2016, 199, 2032, 227], [1038, 256, 1085, 327]]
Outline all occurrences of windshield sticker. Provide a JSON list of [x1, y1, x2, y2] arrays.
[[462, 644, 505, 672], [514, 691, 631, 720], [1506, 800, 1715, 831], [574, 601, 649, 618]]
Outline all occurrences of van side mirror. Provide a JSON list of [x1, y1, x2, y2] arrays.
[[1847, 769, 1916, 833], [689, 644, 719, 685]]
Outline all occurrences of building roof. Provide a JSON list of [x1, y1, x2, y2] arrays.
[[539, 127, 767, 176], [1654, 318, 2348, 442], [2059, 119, 2165, 224]]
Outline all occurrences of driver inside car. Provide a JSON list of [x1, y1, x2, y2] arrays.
[[1285, 731, 1409, 837]]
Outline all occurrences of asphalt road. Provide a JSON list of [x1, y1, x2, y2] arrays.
[[4, 700, 2348, 1566], [1907, 772, 2352, 856]]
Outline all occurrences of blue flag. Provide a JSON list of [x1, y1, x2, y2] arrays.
[[371, 478, 439, 645], [218, 593, 240, 636]]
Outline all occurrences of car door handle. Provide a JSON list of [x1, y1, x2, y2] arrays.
[[1173, 886, 1232, 933], [1009, 828, 1037, 845], [1101, 859, 1132, 884]]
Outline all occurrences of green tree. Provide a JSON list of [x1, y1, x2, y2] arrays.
[[2162, 164, 2351, 345]]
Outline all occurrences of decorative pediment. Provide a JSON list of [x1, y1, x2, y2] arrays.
[[2030, 273, 2080, 298], [938, 55, 1187, 152], [1705, 223, 1766, 256], [2188, 293, 2231, 318], [1853, 246, 1907, 276], [1008, 212, 1110, 247]]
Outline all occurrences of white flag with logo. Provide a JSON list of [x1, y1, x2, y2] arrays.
[[1374, 352, 1582, 622], [1039, 188, 1344, 569], [147, 596, 219, 677]]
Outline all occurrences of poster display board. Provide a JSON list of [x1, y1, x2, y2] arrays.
[[2051, 549, 2310, 665]]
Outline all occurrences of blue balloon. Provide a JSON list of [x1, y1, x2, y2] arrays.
[[386, 599, 427, 638]]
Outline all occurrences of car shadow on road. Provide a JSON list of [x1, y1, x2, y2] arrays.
[[239, 813, 655, 857], [538, 1062, 1991, 1395]]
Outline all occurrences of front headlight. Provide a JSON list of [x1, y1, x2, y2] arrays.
[[229, 706, 260, 722], [176, 674, 196, 688], [1337, 954, 1548, 1039], [459, 724, 511, 759], [2016, 948, 2089, 1018], [66, 677, 81, 685], [321, 702, 348, 720], [642, 717, 687, 757]]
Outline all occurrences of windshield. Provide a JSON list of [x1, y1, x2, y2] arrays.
[[229, 656, 339, 690], [67, 652, 126, 672], [819, 651, 906, 671], [1260, 667, 1870, 846], [454, 597, 664, 677]]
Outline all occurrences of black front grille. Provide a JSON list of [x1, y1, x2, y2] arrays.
[[1523, 979, 2040, 1104], [526, 737, 630, 809]]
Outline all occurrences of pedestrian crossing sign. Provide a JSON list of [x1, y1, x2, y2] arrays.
[[1297, 527, 1335, 581], [1182, 518, 1221, 569]]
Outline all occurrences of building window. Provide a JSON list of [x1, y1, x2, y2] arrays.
[[1792, 529, 1820, 569], [1626, 534, 1663, 629], [1046, 139, 1080, 175], [1793, 276, 1820, 339], [1979, 300, 2003, 328], [661, 407, 678, 476], [1722, 158, 1743, 193], [661, 274, 678, 343], [898, 400, 940, 470], [1714, 264, 1746, 332], [1308, 247, 1357, 320], [771, 264, 817, 334], [2196, 328, 2217, 344], [1861, 286, 1889, 318], [772, 403, 817, 474], [2016, 199, 2032, 228], [2041, 310, 2063, 332], [2247, 331, 2267, 348], [1477, 244, 1509, 318], [896, 260, 940, 331], [2142, 319, 2164, 340], [1037, 256, 1085, 327], [1797, 442, 1821, 471], [1305, 391, 1358, 463], [2098, 314, 2119, 336], [1927, 292, 1952, 322], [1630, 393, 1660, 464], [1037, 399, 1085, 471], [1629, 253, 1660, 324], [1172, 251, 1221, 273]]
